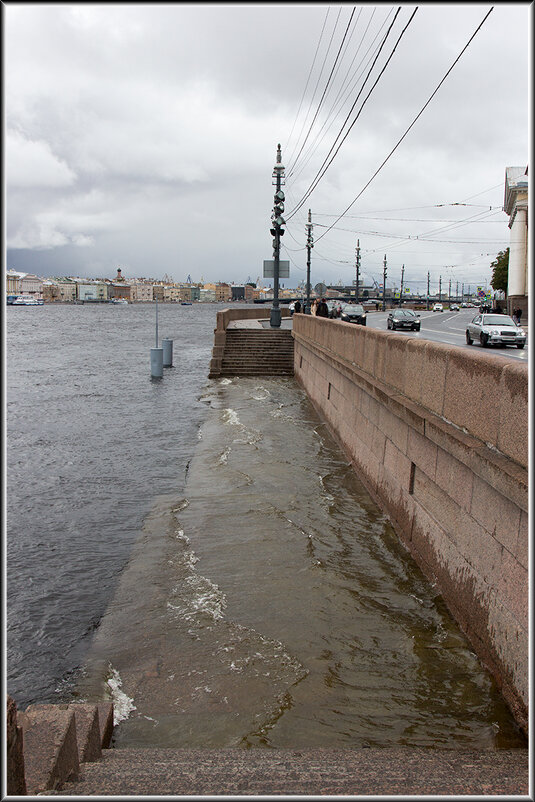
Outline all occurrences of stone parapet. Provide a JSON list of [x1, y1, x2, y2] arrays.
[[292, 316, 528, 733]]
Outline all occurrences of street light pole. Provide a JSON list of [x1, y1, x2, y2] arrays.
[[305, 209, 313, 314], [270, 144, 285, 328], [355, 239, 361, 302], [382, 255, 387, 311]]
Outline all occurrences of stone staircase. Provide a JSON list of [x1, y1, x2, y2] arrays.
[[218, 329, 294, 376], [7, 698, 529, 795], [7, 696, 114, 796]]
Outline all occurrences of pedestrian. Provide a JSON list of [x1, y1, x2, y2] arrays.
[[311, 299, 318, 316], [289, 301, 295, 315], [515, 307, 522, 326], [316, 298, 329, 317], [294, 299, 301, 314]]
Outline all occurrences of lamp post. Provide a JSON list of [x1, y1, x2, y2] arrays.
[[270, 144, 286, 328], [305, 209, 313, 314]]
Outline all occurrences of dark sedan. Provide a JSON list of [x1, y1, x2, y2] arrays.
[[339, 303, 366, 325], [387, 309, 421, 331]]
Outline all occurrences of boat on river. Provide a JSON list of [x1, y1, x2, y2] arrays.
[[11, 295, 44, 305], [110, 298, 129, 305]]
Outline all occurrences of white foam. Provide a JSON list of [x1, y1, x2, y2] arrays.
[[106, 665, 136, 725], [222, 408, 241, 426]]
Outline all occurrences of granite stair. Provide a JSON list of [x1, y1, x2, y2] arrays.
[[220, 329, 294, 376]]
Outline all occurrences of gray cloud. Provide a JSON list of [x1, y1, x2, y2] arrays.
[[5, 3, 530, 290]]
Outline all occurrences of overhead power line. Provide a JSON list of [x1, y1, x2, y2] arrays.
[[315, 6, 495, 244], [288, 7, 357, 177], [284, 8, 331, 160], [286, 7, 342, 173], [287, 7, 417, 221]]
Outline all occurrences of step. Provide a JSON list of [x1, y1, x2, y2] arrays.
[[54, 746, 528, 796], [18, 704, 80, 795], [16, 701, 114, 795]]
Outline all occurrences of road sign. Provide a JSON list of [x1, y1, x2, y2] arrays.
[[263, 260, 289, 278]]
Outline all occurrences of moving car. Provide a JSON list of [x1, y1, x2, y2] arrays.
[[387, 309, 421, 331], [432, 303, 443, 312], [465, 313, 526, 349], [339, 303, 366, 325], [450, 304, 460, 311]]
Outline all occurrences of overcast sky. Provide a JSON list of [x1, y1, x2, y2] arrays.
[[4, 3, 531, 294]]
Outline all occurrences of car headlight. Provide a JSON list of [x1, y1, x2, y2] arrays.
[[489, 329, 500, 335]]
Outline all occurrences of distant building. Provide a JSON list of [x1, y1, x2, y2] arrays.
[[76, 280, 108, 302], [6, 270, 25, 295], [153, 284, 164, 302], [504, 166, 528, 318], [130, 281, 153, 302], [199, 288, 216, 302]]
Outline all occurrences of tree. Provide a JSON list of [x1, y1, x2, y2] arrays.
[[490, 248, 509, 294]]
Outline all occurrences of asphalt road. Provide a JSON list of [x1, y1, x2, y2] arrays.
[[365, 308, 528, 363]]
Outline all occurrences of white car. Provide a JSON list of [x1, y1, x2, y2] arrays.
[[466, 313, 526, 349], [433, 303, 443, 312]]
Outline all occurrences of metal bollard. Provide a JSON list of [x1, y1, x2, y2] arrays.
[[150, 347, 163, 379], [162, 338, 173, 368]]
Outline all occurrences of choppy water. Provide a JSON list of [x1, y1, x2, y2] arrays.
[[6, 302, 227, 706], [6, 304, 526, 749]]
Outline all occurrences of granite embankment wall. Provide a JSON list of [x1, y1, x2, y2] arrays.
[[292, 314, 528, 733]]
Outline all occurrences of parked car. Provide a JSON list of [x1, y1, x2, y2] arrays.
[[466, 313, 526, 349], [387, 309, 421, 331], [432, 303, 443, 312], [450, 304, 460, 311], [339, 303, 366, 325]]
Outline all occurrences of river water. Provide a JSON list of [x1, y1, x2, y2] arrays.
[[6, 303, 525, 749]]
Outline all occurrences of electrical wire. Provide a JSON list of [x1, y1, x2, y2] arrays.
[[288, 7, 357, 178], [283, 7, 331, 160], [315, 6, 495, 244], [286, 8, 342, 174], [286, 6, 414, 221]]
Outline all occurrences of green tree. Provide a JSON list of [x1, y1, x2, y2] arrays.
[[490, 248, 509, 294]]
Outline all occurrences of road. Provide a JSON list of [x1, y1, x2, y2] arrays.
[[364, 308, 528, 363]]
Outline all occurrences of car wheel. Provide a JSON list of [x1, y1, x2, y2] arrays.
[[414, 325, 420, 331], [362, 320, 366, 326], [387, 320, 391, 329], [466, 331, 473, 345], [517, 343, 525, 349], [480, 333, 488, 347]]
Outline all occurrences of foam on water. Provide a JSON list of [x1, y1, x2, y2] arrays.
[[106, 665, 136, 725]]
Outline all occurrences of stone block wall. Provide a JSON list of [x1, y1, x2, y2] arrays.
[[292, 314, 528, 733]]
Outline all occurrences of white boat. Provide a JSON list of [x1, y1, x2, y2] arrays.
[[12, 295, 44, 305], [111, 298, 129, 305]]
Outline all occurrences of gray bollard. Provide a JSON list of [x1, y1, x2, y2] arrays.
[[150, 347, 163, 379], [162, 338, 173, 367]]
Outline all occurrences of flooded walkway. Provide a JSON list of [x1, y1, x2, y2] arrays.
[[80, 376, 525, 751]]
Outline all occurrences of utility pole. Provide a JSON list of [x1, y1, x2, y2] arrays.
[[439, 275, 442, 303], [461, 282, 464, 304], [427, 271, 430, 310], [270, 144, 285, 328], [305, 209, 313, 314], [382, 255, 387, 311], [355, 239, 361, 302], [448, 279, 451, 306], [456, 281, 459, 302], [400, 264, 404, 306]]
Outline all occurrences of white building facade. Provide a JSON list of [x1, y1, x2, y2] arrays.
[[504, 166, 528, 318]]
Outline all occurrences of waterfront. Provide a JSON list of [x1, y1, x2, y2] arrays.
[[6, 302, 229, 706], [6, 304, 526, 749]]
